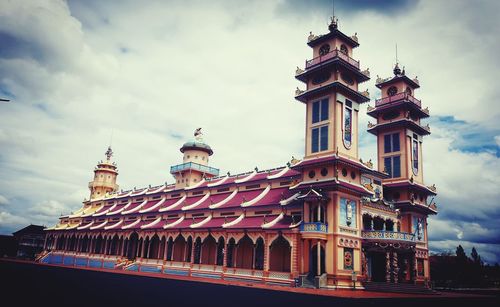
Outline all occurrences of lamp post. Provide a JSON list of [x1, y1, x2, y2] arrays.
[[351, 271, 357, 290]]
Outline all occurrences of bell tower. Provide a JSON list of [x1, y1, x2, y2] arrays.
[[367, 64, 437, 281], [170, 128, 220, 189], [295, 18, 371, 160], [88, 146, 119, 200]]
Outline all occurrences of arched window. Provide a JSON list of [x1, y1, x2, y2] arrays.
[[319, 44, 330, 56], [172, 235, 186, 262], [185, 236, 193, 262], [201, 235, 216, 265], [340, 44, 348, 55]]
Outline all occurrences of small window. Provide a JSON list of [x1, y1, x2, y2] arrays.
[[280, 181, 292, 186], [192, 190, 204, 196], [342, 168, 348, 177], [220, 212, 235, 216], [255, 210, 272, 216], [387, 86, 397, 96], [171, 193, 181, 198], [217, 187, 230, 193], [320, 168, 328, 176], [308, 170, 316, 179], [350, 171, 356, 180], [340, 44, 348, 54], [319, 44, 330, 56], [405, 87, 412, 96], [192, 213, 205, 218]]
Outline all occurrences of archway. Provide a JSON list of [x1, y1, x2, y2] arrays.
[[269, 235, 291, 272], [173, 235, 186, 262], [94, 235, 103, 254], [226, 238, 235, 267], [216, 237, 225, 266], [363, 214, 373, 230], [166, 237, 174, 261], [193, 237, 202, 264], [254, 237, 264, 270], [110, 234, 119, 255], [149, 234, 160, 259], [127, 232, 139, 259], [201, 235, 217, 265], [185, 236, 193, 262], [235, 235, 254, 269]]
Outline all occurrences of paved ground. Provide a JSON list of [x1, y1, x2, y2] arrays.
[[1, 260, 498, 307]]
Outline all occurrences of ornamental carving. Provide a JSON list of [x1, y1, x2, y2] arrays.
[[295, 66, 304, 75], [295, 87, 304, 96]]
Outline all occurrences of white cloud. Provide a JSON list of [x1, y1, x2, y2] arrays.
[[0, 195, 9, 206]]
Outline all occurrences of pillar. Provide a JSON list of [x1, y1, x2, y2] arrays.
[[317, 241, 321, 276], [263, 235, 270, 271], [392, 251, 399, 283], [385, 251, 391, 283]]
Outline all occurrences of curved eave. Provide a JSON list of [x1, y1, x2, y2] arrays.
[[367, 119, 431, 136], [384, 181, 437, 196], [375, 75, 420, 89], [295, 81, 369, 103], [307, 29, 359, 48], [295, 59, 369, 83], [180, 144, 213, 156], [367, 101, 430, 119], [392, 201, 438, 215]]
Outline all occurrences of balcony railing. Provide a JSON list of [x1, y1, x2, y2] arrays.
[[305, 49, 360, 69], [375, 92, 422, 108], [170, 162, 220, 176], [300, 222, 328, 233], [362, 230, 415, 242]]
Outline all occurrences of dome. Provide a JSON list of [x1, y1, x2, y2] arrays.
[[180, 140, 213, 156]]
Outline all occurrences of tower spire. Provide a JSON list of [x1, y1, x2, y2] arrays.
[[329, 0, 338, 31]]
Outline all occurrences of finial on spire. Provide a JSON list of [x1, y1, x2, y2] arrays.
[[105, 146, 113, 161], [393, 63, 401, 76]]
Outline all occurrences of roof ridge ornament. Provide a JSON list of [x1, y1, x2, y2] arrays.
[[194, 127, 203, 142]]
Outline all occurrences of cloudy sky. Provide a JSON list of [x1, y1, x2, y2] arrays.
[[1, 0, 499, 263]]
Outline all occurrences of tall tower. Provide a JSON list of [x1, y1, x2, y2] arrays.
[[88, 146, 119, 200], [367, 64, 437, 281], [295, 18, 370, 160], [171, 128, 219, 189]]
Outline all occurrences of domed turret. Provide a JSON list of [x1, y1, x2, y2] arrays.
[[170, 128, 219, 189], [88, 146, 119, 200]]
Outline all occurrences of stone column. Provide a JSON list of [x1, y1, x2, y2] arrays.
[[385, 251, 391, 283]]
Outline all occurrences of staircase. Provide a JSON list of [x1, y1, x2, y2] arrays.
[[363, 281, 438, 295]]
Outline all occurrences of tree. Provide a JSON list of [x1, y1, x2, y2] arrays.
[[456, 245, 467, 262]]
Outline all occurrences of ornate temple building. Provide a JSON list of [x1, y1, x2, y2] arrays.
[[40, 17, 438, 290]]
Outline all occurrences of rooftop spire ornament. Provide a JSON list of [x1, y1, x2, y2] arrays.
[[194, 127, 203, 142], [105, 146, 113, 161]]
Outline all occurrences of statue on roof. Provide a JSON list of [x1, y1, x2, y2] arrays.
[[194, 128, 203, 142], [105, 146, 113, 161]]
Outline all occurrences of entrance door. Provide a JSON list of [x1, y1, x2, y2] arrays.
[[370, 252, 387, 282]]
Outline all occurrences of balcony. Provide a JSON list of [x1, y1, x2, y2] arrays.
[[300, 222, 328, 240], [170, 162, 220, 177], [305, 49, 360, 70], [88, 181, 119, 190], [362, 230, 415, 243], [375, 92, 422, 108]]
